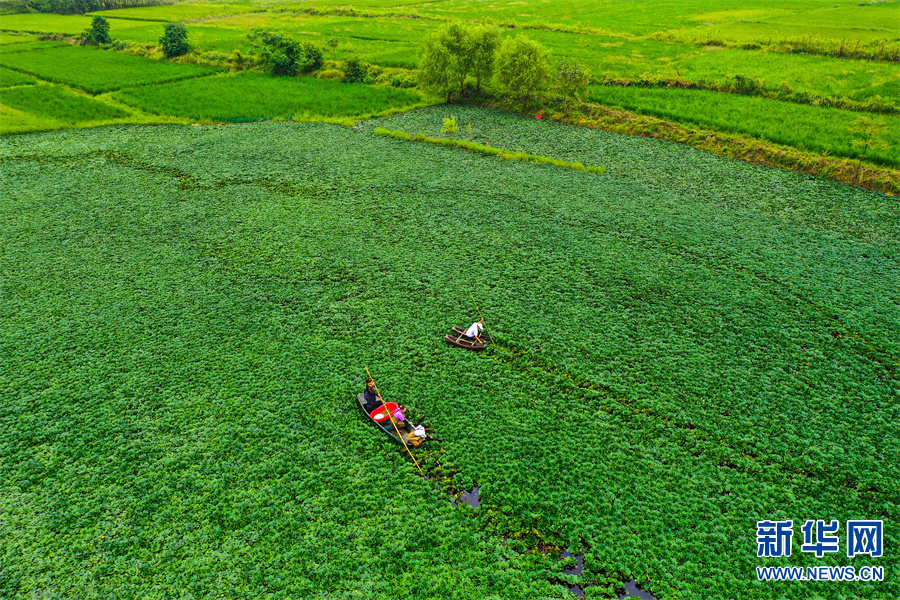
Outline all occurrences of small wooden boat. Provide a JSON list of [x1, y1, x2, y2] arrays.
[[357, 393, 412, 444], [446, 326, 490, 350]]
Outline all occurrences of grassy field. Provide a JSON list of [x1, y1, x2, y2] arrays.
[[112, 71, 430, 120], [588, 86, 900, 167], [1, 110, 896, 599], [0, 45, 220, 94]]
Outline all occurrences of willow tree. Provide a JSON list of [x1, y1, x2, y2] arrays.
[[495, 35, 552, 109], [418, 34, 455, 103], [470, 25, 500, 93], [556, 58, 590, 114]]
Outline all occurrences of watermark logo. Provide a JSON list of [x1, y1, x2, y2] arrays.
[[756, 520, 794, 558], [756, 519, 884, 582], [800, 519, 840, 557], [847, 521, 883, 558]]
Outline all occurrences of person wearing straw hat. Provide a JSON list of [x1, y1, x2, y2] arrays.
[[464, 319, 485, 344]]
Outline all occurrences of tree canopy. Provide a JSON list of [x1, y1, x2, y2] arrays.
[[495, 35, 552, 108]]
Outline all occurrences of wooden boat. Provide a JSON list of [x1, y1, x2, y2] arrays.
[[357, 393, 412, 444], [445, 326, 490, 350]]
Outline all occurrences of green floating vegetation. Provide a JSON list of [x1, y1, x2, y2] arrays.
[[373, 127, 606, 174], [0, 113, 895, 599]]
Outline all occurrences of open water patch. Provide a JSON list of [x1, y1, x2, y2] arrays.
[[618, 579, 656, 599], [561, 550, 586, 596], [451, 485, 480, 508], [559, 551, 657, 599]]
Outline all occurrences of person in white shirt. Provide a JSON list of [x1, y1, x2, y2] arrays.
[[464, 319, 485, 344], [407, 423, 432, 447]]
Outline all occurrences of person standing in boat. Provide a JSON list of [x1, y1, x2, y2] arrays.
[[363, 378, 380, 412], [464, 319, 485, 344]]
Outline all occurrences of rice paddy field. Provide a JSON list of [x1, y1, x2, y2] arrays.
[[1, 2, 898, 599], [588, 86, 899, 167], [0, 0, 897, 162], [111, 72, 428, 121], [0, 45, 220, 94]]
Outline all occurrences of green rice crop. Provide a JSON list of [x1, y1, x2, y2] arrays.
[[0, 65, 38, 87], [108, 20, 421, 67], [197, 12, 431, 65], [0, 13, 96, 35], [1, 109, 896, 599], [404, 0, 897, 36], [669, 47, 900, 107], [535, 36, 897, 108], [112, 72, 429, 121], [187, 11, 896, 105], [660, 19, 899, 47], [751, 1, 899, 37], [0, 40, 69, 53], [0, 84, 131, 132], [88, 2, 260, 21], [589, 85, 899, 166], [220, 14, 439, 44], [0, 12, 192, 37], [0, 103, 65, 132], [1, 2, 894, 107], [0, 45, 220, 94], [103, 22, 256, 53], [0, 32, 39, 44]]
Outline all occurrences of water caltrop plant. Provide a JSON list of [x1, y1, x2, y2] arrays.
[[0, 106, 896, 599]]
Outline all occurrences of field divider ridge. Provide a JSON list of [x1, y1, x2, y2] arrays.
[[372, 127, 605, 174]]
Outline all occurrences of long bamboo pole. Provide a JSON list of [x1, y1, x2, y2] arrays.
[[365, 366, 425, 477], [468, 291, 494, 348]]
